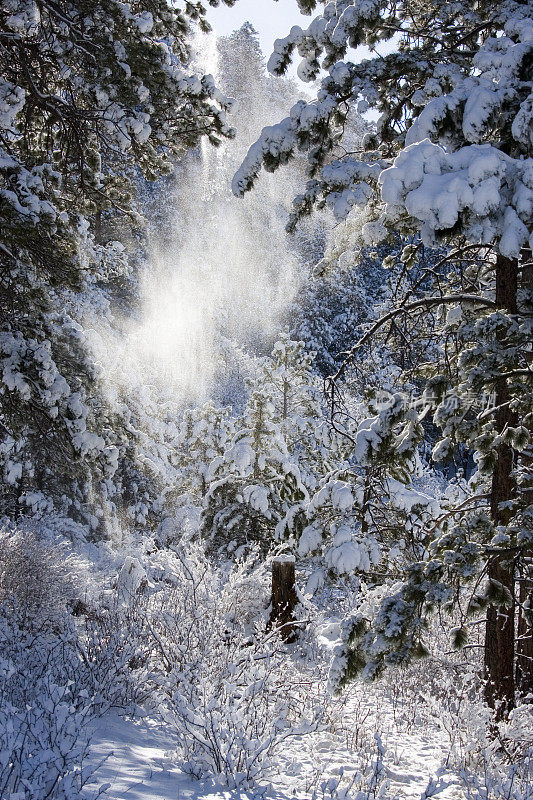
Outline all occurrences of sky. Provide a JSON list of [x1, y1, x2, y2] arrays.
[[206, 0, 309, 63]]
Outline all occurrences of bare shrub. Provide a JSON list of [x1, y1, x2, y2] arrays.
[[308, 734, 392, 800], [0, 524, 110, 799], [0, 525, 79, 631], [0, 612, 108, 799], [123, 544, 324, 788]]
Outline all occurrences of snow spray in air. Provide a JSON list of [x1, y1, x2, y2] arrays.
[[96, 27, 303, 402]]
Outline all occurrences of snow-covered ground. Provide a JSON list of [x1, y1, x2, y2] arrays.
[[87, 712, 212, 800], [87, 686, 466, 800]]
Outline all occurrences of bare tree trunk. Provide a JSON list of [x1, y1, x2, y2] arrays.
[[484, 560, 515, 714], [516, 554, 533, 696], [269, 556, 298, 642], [483, 253, 517, 716], [516, 249, 533, 699]]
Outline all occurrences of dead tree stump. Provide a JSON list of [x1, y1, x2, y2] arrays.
[[269, 555, 298, 642]]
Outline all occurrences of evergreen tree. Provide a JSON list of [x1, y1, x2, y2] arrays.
[[0, 0, 235, 523], [217, 22, 267, 120], [218, 22, 306, 139], [200, 335, 336, 554], [279, 390, 438, 593], [259, 332, 334, 488], [235, 0, 533, 712], [291, 246, 387, 376], [176, 402, 235, 502], [201, 387, 306, 554]]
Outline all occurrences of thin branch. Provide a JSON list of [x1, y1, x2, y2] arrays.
[[333, 294, 497, 380]]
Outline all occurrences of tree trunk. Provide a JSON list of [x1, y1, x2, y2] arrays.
[[516, 249, 533, 698], [516, 554, 533, 696], [483, 253, 518, 716], [484, 560, 515, 713], [269, 555, 298, 642]]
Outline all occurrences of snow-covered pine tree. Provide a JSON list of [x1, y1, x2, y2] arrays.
[[218, 21, 305, 142], [201, 387, 307, 554], [259, 333, 336, 489], [278, 387, 439, 595], [176, 402, 235, 502], [217, 22, 267, 123], [234, 0, 533, 712], [0, 0, 235, 524], [199, 334, 339, 553]]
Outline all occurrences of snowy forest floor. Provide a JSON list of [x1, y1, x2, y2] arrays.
[[87, 683, 467, 800]]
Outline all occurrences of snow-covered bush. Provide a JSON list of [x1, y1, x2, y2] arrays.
[[78, 598, 153, 711], [462, 761, 533, 800], [0, 524, 116, 798], [0, 609, 107, 799], [0, 526, 79, 632], [132, 544, 321, 787], [459, 705, 533, 800]]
